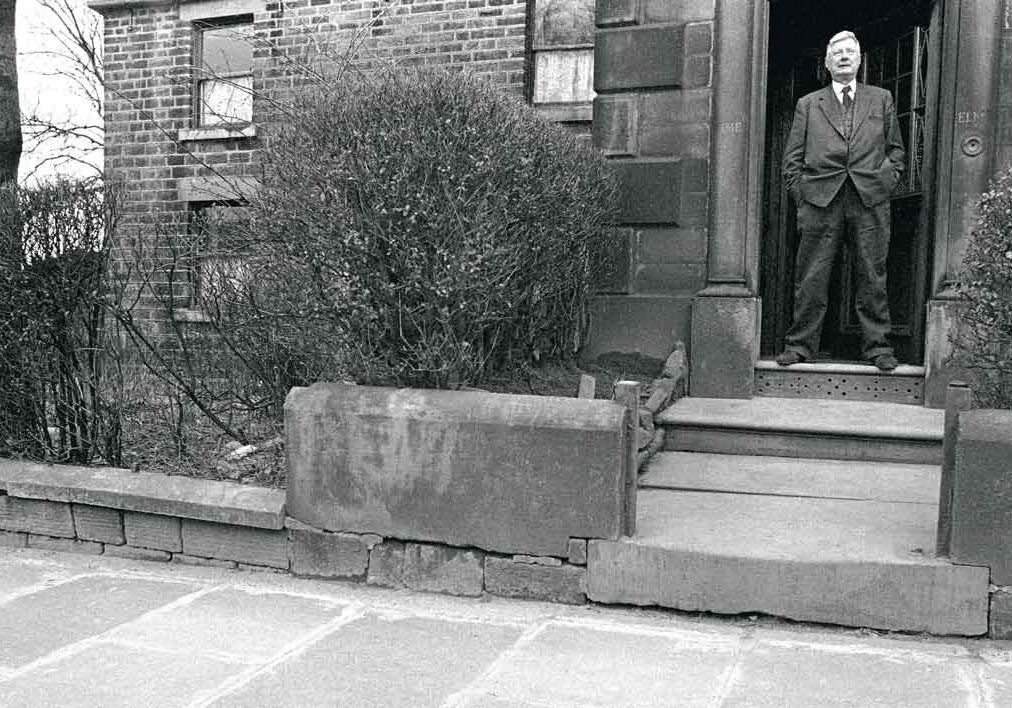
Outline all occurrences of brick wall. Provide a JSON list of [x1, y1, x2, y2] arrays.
[[96, 0, 529, 327]]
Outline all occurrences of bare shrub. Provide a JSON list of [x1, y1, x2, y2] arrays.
[[0, 180, 123, 463]]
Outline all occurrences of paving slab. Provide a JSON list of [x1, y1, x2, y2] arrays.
[[721, 640, 969, 707], [466, 621, 740, 708], [0, 575, 200, 668], [210, 614, 524, 708], [640, 451, 940, 503], [1, 546, 1010, 706], [109, 587, 346, 663], [980, 661, 1012, 706], [0, 561, 51, 600], [0, 641, 240, 708]]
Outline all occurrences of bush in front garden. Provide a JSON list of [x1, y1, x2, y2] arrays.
[[0, 180, 123, 463], [951, 165, 1012, 409], [241, 68, 618, 389]]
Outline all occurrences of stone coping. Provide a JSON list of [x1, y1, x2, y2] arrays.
[[0, 460, 284, 530]]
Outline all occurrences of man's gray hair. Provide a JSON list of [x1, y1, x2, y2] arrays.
[[826, 30, 861, 57]]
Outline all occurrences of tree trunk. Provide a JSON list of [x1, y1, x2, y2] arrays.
[[0, 0, 20, 184]]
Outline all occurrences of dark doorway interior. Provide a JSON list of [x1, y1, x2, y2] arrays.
[[760, 0, 941, 364]]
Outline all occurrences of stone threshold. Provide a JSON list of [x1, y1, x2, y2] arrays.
[[754, 359, 926, 376]]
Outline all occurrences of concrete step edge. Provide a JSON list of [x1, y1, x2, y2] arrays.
[[655, 418, 943, 442]]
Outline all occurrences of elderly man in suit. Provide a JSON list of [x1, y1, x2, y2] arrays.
[[777, 30, 905, 371]]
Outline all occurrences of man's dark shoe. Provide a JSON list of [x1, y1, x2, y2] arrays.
[[775, 350, 806, 366], [872, 353, 899, 371]]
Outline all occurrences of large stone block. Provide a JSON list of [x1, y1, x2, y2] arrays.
[[637, 227, 707, 265], [181, 519, 289, 570], [567, 538, 588, 565], [593, 95, 638, 157], [73, 504, 124, 545], [285, 384, 630, 557], [596, 0, 636, 27], [951, 410, 1012, 584], [0, 530, 26, 548], [612, 160, 683, 223], [403, 543, 484, 597], [582, 294, 693, 362], [641, 0, 715, 24], [367, 540, 406, 588], [124, 511, 182, 552], [633, 263, 706, 295], [595, 26, 684, 91], [586, 540, 989, 636], [0, 497, 74, 538], [689, 295, 758, 398], [290, 528, 368, 579], [484, 556, 587, 604], [595, 228, 634, 294], [990, 590, 1012, 639], [27, 535, 103, 555], [103, 544, 172, 562]]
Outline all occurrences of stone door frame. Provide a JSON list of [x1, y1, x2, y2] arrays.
[[690, 0, 1003, 406]]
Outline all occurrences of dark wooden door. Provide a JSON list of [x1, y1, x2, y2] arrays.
[[760, 2, 939, 364]]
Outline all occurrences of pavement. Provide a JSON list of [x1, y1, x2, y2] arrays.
[[2, 547, 1012, 708]]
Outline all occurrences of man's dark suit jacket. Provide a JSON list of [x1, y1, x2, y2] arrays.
[[783, 83, 906, 208]]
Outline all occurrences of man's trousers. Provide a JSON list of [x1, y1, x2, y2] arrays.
[[783, 179, 894, 361]]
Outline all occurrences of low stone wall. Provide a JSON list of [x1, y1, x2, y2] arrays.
[[0, 461, 589, 604], [285, 383, 634, 557]]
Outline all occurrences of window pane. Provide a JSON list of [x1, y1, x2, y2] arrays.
[[533, 49, 595, 104], [201, 24, 254, 75], [533, 0, 594, 48], [199, 75, 253, 126]]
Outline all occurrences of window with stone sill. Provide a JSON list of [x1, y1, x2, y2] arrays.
[[185, 202, 251, 316], [194, 17, 255, 129], [530, 0, 596, 125]]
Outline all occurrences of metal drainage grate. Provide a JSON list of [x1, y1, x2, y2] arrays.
[[755, 370, 924, 405]]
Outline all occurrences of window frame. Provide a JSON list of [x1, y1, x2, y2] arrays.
[[528, 0, 596, 124], [192, 15, 256, 131], [174, 200, 251, 321]]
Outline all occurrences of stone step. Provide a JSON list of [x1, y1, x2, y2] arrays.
[[754, 360, 926, 405], [639, 451, 939, 503], [656, 396, 944, 464], [587, 484, 989, 636]]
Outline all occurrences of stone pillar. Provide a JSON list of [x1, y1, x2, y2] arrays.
[[996, 0, 1012, 170], [689, 0, 762, 398], [950, 409, 1012, 583], [587, 0, 716, 364], [925, 0, 1003, 406]]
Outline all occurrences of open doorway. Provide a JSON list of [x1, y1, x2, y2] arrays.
[[759, 0, 942, 365]]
